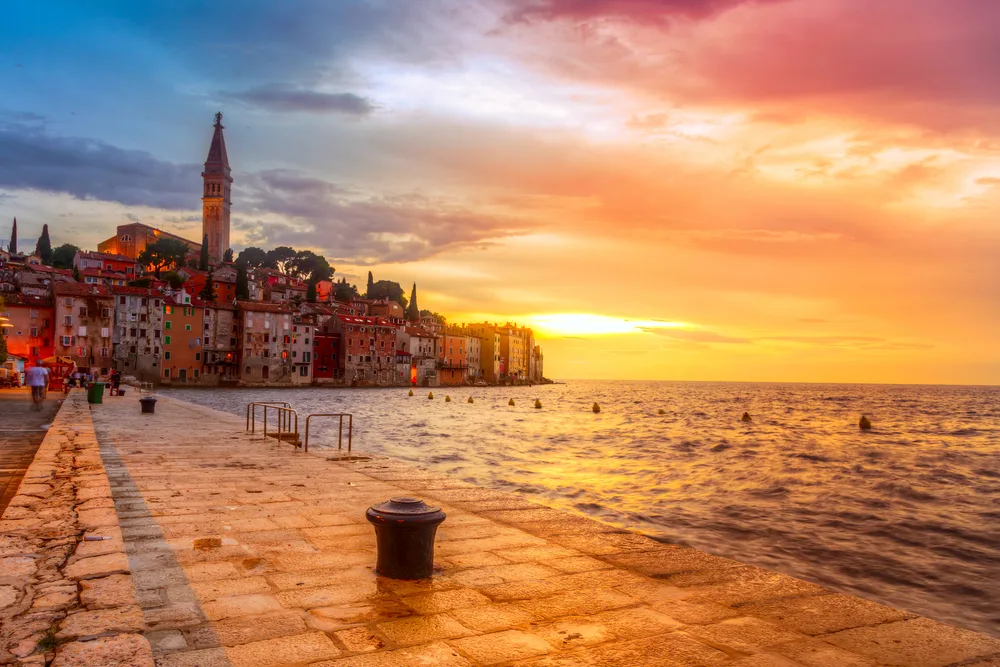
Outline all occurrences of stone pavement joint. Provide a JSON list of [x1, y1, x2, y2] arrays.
[[16, 393, 1000, 666]]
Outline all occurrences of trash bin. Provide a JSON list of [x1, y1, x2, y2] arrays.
[[366, 497, 446, 579], [87, 382, 105, 404], [139, 397, 157, 414]]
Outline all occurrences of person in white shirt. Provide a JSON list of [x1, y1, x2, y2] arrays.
[[24, 361, 50, 411]]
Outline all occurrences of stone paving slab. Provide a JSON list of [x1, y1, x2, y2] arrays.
[[64, 394, 1000, 667]]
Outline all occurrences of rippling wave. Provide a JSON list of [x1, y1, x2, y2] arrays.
[[161, 381, 1000, 637]]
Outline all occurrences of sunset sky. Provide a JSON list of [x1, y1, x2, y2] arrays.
[[2, 0, 999, 384]]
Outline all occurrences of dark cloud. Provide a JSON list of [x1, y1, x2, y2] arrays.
[[237, 171, 531, 264], [506, 0, 784, 22], [224, 85, 376, 115], [0, 120, 197, 209], [0, 119, 528, 264]]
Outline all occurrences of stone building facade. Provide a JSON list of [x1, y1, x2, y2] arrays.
[[53, 283, 115, 374], [237, 301, 293, 385], [291, 317, 314, 385], [110, 287, 164, 383], [325, 314, 397, 386], [202, 303, 238, 383]]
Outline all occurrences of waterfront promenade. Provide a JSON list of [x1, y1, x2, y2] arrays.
[[2, 393, 999, 666]]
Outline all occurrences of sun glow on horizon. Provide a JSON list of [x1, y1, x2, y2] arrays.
[[523, 313, 691, 337]]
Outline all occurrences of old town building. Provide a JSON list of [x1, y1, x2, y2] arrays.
[[202, 302, 239, 383], [0, 293, 53, 362], [161, 290, 205, 384], [324, 314, 397, 386], [291, 317, 314, 385], [110, 287, 163, 383], [53, 283, 114, 374], [312, 330, 341, 384], [437, 332, 468, 386], [397, 326, 438, 387], [237, 301, 293, 385]]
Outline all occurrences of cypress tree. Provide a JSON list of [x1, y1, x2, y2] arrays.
[[223, 248, 234, 263], [236, 264, 250, 300], [407, 283, 420, 322], [199, 235, 209, 271], [35, 224, 52, 265], [306, 277, 317, 303], [199, 268, 217, 302], [366, 271, 374, 298]]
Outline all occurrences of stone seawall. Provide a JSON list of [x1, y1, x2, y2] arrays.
[[0, 392, 152, 666], [4, 393, 1000, 667]]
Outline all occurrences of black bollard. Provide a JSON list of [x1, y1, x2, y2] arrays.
[[139, 397, 157, 414], [366, 497, 446, 579], [741, 412, 752, 422]]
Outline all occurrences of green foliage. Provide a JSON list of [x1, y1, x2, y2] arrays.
[[35, 224, 53, 265], [161, 271, 184, 289], [36, 627, 58, 652], [223, 248, 234, 263], [266, 246, 297, 274], [366, 271, 374, 297], [236, 264, 250, 300], [236, 246, 271, 269], [287, 250, 333, 282], [199, 235, 209, 271], [333, 277, 358, 301], [199, 268, 217, 302], [138, 238, 189, 277], [368, 280, 407, 309], [306, 277, 317, 303], [51, 244, 79, 269], [407, 283, 420, 322], [129, 277, 152, 288], [72, 266, 81, 282]]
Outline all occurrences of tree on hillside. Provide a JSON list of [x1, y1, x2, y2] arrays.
[[199, 268, 217, 302], [161, 271, 185, 289], [366, 271, 374, 297], [199, 235, 209, 271], [236, 264, 250, 300], [235, 246, 271, 269], [138, 238, 188, 278], [51, 244, 79, 269], [223, 248, 234, 263], [35, 225, 52, 265], [368, 280, 407, 309], [306, 278, 317, 303], [266, 246, 297, 274], [288, 250, 333, 282], [129, 277, 152, 288], [406, 283, 420, 322], [333, 277, 358, 301]]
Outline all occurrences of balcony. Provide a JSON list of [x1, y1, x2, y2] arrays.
[[436, 360, 468, 370]]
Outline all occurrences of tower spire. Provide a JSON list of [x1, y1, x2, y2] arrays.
[[9, 217, 16, 255], [202, 112, 232, 263]]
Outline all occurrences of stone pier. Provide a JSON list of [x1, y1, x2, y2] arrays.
[[2, 392, 999, 666]]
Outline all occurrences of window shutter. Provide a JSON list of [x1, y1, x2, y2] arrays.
[[78, 326, 87, 336]]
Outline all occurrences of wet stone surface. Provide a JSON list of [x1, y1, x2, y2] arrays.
[[5, 392, 983, 667]]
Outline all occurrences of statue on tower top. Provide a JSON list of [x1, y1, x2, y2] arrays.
[[214, 111, 223, 127]]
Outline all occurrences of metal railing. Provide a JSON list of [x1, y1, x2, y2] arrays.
[[246, 401, 290, 433], [262, 404, 299, 446], [304, 413, 353, 454]]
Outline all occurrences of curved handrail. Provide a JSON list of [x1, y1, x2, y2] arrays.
[[261, 404, 299, 446]]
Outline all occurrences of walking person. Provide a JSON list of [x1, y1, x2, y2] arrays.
[[24, 360, 50, 412]]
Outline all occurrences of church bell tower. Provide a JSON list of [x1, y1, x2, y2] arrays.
[[202, 112, 232, 263]]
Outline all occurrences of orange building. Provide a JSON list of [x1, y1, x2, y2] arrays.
[[161, 291, 205, 384], [0, 293, 54, 362], [437, 332, 468, 385]]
